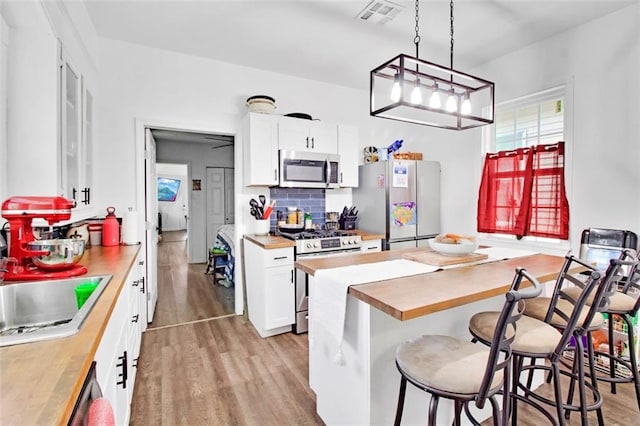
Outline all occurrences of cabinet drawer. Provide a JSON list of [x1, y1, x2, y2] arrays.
[[263, 247, 294, 267]]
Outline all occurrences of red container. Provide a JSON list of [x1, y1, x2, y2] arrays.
[[102, 207, 120, 246]]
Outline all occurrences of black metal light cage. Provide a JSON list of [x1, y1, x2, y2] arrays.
[[370, 53, 495, 130]]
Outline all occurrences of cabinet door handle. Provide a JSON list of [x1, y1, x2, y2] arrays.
[[365, 246, 379, 250], [311, 137, 315, 149], [72, 187, 77, 201], [116, 351, 128, 389], [132, 314, 139, 323], [133, 357, 139, 368], [274, 169, 278, 181], [291, 269, 294, 283], [305, 136, 309, 148], [132, 279, 139, 287], [140, 276, 145, 294], [138, 260, 145, 266], [340, 172, 343, 183], [273, 256, 288, 260], [82, 187, 90, 205]]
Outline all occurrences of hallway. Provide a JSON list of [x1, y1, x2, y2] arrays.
[[148, 230, 234, 329]]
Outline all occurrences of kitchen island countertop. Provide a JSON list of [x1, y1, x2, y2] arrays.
[[0, 245, 141, 425], [295, 248, 569, 321]]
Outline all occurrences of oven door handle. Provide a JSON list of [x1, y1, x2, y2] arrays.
[[325, 159, 330, 187]]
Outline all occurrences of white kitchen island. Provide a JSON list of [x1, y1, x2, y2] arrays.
[[294, 249, 570, 425]]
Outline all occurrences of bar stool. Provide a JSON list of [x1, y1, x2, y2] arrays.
[[521, 255, 628, 425], [563, 249, 640, 412], [468, 254, 619, 426], [394, 268, 542, 425]]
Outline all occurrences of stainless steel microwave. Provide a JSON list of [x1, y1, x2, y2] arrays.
[[279, 149, 340, 189]]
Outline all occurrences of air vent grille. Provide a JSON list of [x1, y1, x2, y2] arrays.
[[356, 0, 404, 24]]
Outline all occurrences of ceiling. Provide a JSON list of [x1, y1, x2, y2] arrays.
[[84, 0, 635, 92]]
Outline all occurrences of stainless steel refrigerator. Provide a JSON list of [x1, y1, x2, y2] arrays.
[[352, 160, 441, 250]]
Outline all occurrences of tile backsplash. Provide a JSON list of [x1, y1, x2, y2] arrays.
[[269, 188, 325, 228]]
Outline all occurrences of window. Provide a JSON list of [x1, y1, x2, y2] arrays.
[[479, 87, 569, 241]]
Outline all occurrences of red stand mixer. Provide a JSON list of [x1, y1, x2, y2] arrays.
[[1, 196, 88, 281]]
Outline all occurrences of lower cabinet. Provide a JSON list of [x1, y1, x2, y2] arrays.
[[360, 239, 382, 253], [94, 254, 144, 424], [243, 239, 295, 337]]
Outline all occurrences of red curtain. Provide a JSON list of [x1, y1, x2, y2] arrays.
[[477, 142, 569, 239]]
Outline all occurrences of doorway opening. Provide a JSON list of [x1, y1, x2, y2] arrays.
[[147, 128, 236, 329]]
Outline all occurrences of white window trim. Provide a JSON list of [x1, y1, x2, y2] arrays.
[[478, 80, 575, 256]]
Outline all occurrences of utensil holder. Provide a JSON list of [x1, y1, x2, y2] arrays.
[[255, 219, 270, 236]]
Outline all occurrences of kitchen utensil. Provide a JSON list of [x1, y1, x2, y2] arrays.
[[0, 196, 88, 280], [27, 239, 86, 271], [278, 223, 305, 233], [259, 195, 266, 208], [251, 208, 261, 219], [250, 198, 264, 218], [262, 200, 276, 219], [284, 112, 312, 120]]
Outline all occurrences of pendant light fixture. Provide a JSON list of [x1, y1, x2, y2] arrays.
[[370, 0, 494, 130]]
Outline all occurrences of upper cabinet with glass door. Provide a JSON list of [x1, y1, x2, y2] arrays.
[[60, 48, 94, 209]]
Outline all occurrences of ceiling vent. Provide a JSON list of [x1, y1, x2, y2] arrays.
[[356, 0, 404, 25]]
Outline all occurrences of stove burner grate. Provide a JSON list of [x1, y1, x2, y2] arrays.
[[280, 230, 351, 240]]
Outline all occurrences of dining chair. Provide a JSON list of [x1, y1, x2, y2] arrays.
[[394, 267, 542, 426], [563, 249, 640, 412]]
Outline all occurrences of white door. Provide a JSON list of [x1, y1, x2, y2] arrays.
[[144, 129, 159, 322], [206, 167, 226, 251], [224, 168, 235, 224]]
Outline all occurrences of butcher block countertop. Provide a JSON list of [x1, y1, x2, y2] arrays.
[[0, 245, 141, 425], [295, 248, 572, 321], [244, 229, 385, 249]]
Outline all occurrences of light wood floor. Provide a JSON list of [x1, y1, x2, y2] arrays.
[[130, 315, 323, 425], [148, 230, 234, 329], [130, 234, 638, 424]]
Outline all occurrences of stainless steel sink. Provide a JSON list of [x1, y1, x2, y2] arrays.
[[0, 274, 112, 347]]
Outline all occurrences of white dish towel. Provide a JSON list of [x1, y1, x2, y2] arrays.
[[476, 246, 538, 260], [312, 259, 438, 365]]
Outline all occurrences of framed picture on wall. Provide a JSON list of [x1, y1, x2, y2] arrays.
[[157, 177, 181, 202]]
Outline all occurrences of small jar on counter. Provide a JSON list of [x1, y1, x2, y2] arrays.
[[304, 212, 313, 229], [296, 208, 303, 225], [287, 207, 297, 225]]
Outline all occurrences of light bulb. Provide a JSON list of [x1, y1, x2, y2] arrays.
[[461, 97, 471, 115], [446, 93, 457, 112], [429, 89, 441, 108], [390, 75, 401, 102], [410, 82, 422, 104]]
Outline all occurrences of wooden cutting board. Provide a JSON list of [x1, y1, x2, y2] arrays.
[[402, 250, 488, 267]]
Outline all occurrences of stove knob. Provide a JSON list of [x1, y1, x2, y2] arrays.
[[350, 238, 357, 245], [342, 240, 348, 245], [306, 243, 313, 249], [314, 242, 320, 248]]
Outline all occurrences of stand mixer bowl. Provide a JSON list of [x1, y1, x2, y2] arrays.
[[27, 239, 86, 271]]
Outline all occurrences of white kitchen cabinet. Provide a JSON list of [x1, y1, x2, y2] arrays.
[[60, 49, 94, 208], [244, 112, 280, 186], [337, 125, 359, 187], [94, 275, 130, 426], [243, 239, 295, 337], [360, 239, 382, 253], [94, 253, 144, 424], [278, 116, 338, 154]]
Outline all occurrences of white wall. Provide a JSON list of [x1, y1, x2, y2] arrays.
[[156, 163, 188, 232], [467, 3, 640, 254], [0, 11, 8, 204]]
